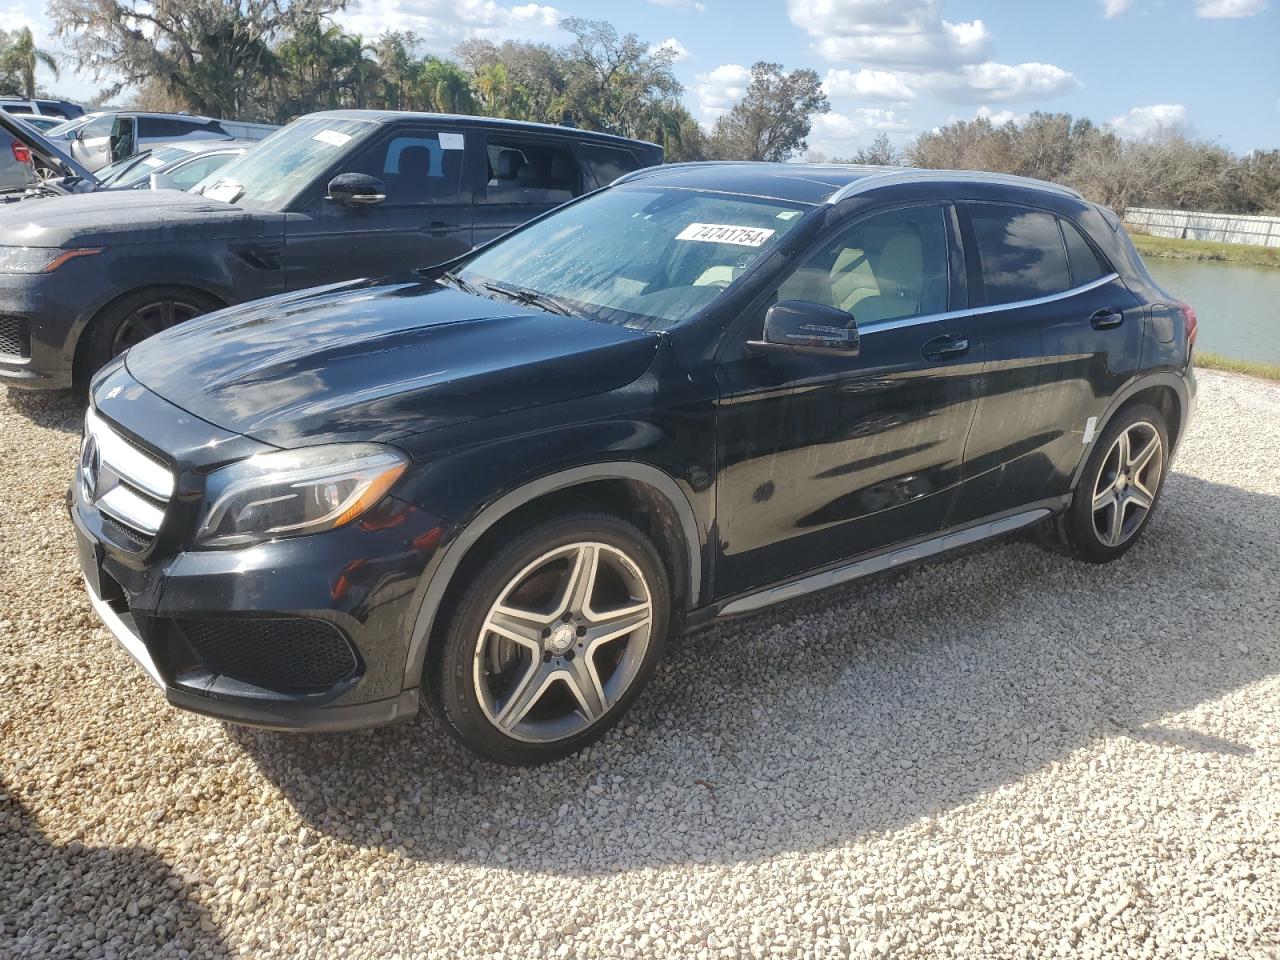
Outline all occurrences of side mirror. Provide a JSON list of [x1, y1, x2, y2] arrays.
[[750, 299, 860, 356], [327, 172, 386, 206]]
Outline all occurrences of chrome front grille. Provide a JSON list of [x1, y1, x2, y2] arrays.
[[80, 408, 174, 545]]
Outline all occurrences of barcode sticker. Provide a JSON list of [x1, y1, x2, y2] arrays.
[[676, 223, 776, 247]]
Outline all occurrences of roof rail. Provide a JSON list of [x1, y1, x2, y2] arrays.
[[827, 168, 1084, 204]]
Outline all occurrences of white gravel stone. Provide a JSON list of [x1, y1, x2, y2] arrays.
[[1, 370, 1278, 958]]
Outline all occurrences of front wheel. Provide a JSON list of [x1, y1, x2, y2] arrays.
[[1049, 402, 1169, 562], [427, 514, 670, 765], [77, 287, 220, 383]]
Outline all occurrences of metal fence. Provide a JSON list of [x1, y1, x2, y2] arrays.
[[1124, 207, 1280, 248]]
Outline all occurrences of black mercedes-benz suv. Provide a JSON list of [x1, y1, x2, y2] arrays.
[[71, 162, 1197, 765]]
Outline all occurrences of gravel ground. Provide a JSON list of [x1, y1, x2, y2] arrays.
[[2, 370, 1278, 960]]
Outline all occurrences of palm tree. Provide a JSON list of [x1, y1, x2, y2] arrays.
[[0, 27, 59, 99]]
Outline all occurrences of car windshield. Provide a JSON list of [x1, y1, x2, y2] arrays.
[[96, 150, 153, 186], [103, 144, 195, 188], [457, 186, 810, 331], [45, 115, 92, 137], [191, 116, 373, 210]]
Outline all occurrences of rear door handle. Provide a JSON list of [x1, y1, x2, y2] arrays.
[[1090, 308, 1124, 329], [921, 333, 969, 361]]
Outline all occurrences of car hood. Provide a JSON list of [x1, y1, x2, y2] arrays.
[[0, 109, 98, 186], [125, 280, 663, 447], [0, 187, 278, 245]]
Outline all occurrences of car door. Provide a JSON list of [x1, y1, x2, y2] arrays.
[[71, 114, 115, 170], [471, 132, 588, 246], [282, 125, 474, 291], [950, 202, 1144, 524], [712, 203, 984, 598]]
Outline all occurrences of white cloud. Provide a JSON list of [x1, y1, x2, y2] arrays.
[[824, 68, 917, 102], [651, 37, 691, 62], [1100, 0, 1134, 15], [975, 104, 1024, 126], [928, 61, 1079, 102], [788, 0, 992, 67], [1195, 0, 1268, 15], [807, 108, 913, 156], [0, 4, 40, 34], [338, 0, 560, 50], [693, 63, 751, 120], [1109, 103, 1188, 137], [647, 0, 707, 9]]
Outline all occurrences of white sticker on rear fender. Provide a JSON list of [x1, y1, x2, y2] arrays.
[[676, 223, 776, 247]]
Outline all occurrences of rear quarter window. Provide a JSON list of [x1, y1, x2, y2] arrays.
[[1060, 218, 1109, 286], [967, 203, 1072, 306], [579, 144, 644, 188]]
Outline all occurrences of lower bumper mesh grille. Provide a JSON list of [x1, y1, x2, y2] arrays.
[[174, 617, 358, 692], [0, 316, 29, 358]]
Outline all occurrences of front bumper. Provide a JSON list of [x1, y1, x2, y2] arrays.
[[0, 270, 82, 391], [70, 371, 454, 730]]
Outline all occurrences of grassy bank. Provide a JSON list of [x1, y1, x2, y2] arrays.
[[1130, 233, 1280, 268], [1196, 351, 1280, 381]]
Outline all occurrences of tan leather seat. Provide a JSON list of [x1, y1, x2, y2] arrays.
[[850, 231, 924, 323]]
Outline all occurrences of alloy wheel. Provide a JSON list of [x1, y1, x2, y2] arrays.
[[1091, 420, 1163, 548], [109, 298, 204, 357], [473, 542, 653, 744]]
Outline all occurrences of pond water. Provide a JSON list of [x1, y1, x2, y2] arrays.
[[1144, 258, 1280, 364]]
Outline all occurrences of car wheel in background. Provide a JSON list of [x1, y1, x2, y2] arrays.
[[428, 514, 670, 766], [1048, 402, 1170, 563], [78, 287, 220, 383]]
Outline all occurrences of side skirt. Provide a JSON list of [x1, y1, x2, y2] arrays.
[[709, 497, 1068, 619]]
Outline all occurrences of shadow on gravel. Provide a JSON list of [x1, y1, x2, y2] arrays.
[[231, 472, 1278, 875], [3, 388, 85, 434], [0, 781, 235, 958]]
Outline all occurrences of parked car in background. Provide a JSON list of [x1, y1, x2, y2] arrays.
[[94, 140, 251, 192], [0, 109, 662, 389], [0, 97, 84, 120], [42, 111, 274, 171], [16, 115, 65, 133], [68, 162, 1196, 763], [0, 126, 35, 192]]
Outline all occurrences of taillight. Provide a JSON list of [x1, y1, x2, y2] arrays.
[[10, 141, 31, 164], [1178, 302, 1198, 347]]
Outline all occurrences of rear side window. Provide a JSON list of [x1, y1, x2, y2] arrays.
[[579, 144, 643, 188], [138, 117, 183, 139], [1059, 218, 1108, 286], [483, 138, 583, 205], [967, 203, 1071, 306]]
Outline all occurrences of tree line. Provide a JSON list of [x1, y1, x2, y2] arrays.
[[4, 5, 1278, 216]]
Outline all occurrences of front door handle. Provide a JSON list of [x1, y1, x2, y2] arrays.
[[921, 333, 969, 361], [1090, 308, 1124, 329]]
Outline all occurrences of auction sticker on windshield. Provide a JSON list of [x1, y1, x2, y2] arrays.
[[312, 129, 352, 147], [676, 223, 776, 247]]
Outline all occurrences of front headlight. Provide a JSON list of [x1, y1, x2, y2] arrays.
[[0, 246, 101, 273], [196, 444, 409, 548]]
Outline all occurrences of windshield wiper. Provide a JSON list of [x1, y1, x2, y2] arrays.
[[481, 282, 582, 318], [435, 269, 481, 296]]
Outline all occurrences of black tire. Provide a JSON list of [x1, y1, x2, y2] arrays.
[[1046, 402, 1169, 563], [77, 287, 221, 384], [427, 513, 671, 766]]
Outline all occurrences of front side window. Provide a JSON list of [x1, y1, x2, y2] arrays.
[[167, 152, 236, 190], [967, 203, 1071, 306], [777, 205, 949, 324], [79, 115, 113, 141], [458, 186, 809, 331], [192, 117, 374, 209], [483, 138, 583, 205], [344, 131, 465, 205]]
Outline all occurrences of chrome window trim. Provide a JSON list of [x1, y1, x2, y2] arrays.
[[86, 407, 174, 500], [856, 272, 1120, 334]]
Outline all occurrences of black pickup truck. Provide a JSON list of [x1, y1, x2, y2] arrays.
[[0, 110, 661, 389]]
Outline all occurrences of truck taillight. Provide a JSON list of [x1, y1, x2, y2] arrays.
[[11, 141, 31, 164], [1179, 302, 1198, 347]]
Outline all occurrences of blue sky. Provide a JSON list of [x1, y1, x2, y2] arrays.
[[6, 0, 1278, 154]]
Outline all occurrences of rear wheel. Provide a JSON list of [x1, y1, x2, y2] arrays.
[[428, 514, 669, 765], [78, 287, 220, 382], [1049, 402, 1168, 562]]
